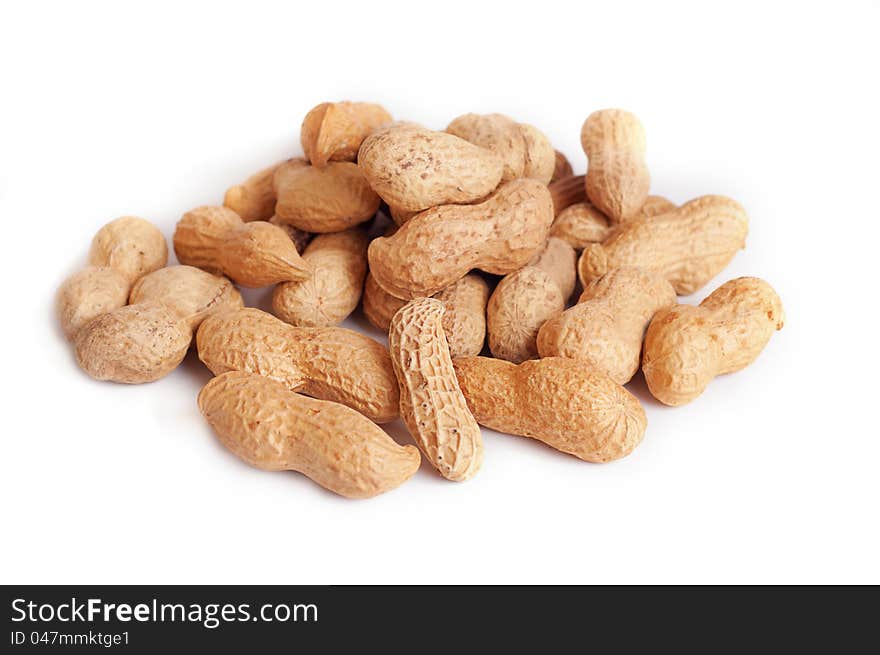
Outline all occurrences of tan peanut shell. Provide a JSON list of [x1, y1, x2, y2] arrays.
[[388, 299, 482, 481], [368, 179, 554, 299], [272, 228, 369, 327], [550, 202, 612, 249], [196, 308, 399, 423], [273, 160, 380, 233], [537, 267, 676, 384], [487, 237, 577, 363], [550, 150, 573, 184], [129, 265, 244, 332], [578, 195, 749, 295], [223, 160, 287, 222], [198, 372, 419, 499], [581, 109, 650, 222], [642, 277, 784, 406], [173, 205, 311, 287], [453, 356, 646, 462], [358, 122, 505, 212], [268, 215, 312, 253], [519, 123, 556, 184], [301, 101, 392, 168], [362, 273, 488, 358], [639, 195, 676, 219], [57, 267, 130, 340], [88, 216, 168, 284], [549, 174, 586, 215], [74, 266, 243, 384]]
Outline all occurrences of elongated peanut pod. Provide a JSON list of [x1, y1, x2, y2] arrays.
[[642, 277, 784, 406], [388, 299, 483, 481], [74, 266, 243, 384], [578, 195, 749, 295], [363, 273, 489, 358], [550, 202, 612, 249], [487, 237, 577, 363], [301, 101, 393, 168], [537, 267, 676, 384], [273, 160, 380, 233], [173, 206, 311, 287], [197, 308, 399, 423], [272, 229, 369, 327], [581, 109, 650, 222], [368, 179, 554, 299], [57, 267, 130, 340], [358, 122, 505, 212], [223, 160, 288, 222], [453, 356, 647, 463], [198, 372, 420, 499]]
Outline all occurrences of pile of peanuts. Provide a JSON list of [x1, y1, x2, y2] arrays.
[[57, 102, 785, 499]]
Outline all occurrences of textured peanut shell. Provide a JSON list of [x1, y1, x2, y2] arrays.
[[272, 228, 368, 327], [368, 179, 554, 299], [273, 160, 380, 233], [57, 266, 130, 340], [301, 101, 392, 168], [638, 195, 676, 219], [550, 202, 612, 249], [447, 113, 526, 182], [388, 299, 482, 481], [642, 277, 785, 406], [74, 301, 190, 384], [198, 372, 419, 499], [197, 308, 399, 423], [223, 160, 287, 222], [362, 273, 488, 358], [173, 205, 311, 287], [268, 215, 312, 253], [519, 123, 556, 184], [578, 195, 749, 295], [129, 265, 243, 332], [453, 356, 647, 463], [387, 204, 419, 226], [88, 216, 168, 284], [581, 109, 650, 222], [487, 237, 576, 363], [537, 267, 676, 384], [358, 122, 504, 212], [550, 150, 573, 184], [549, 174, 586, 215]]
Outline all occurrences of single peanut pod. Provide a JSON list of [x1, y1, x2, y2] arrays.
[[362, 273, 489, 359], [268, 215, 312, 253], [519, 123, 556, 184], [453, 356, 647, 463], [550, 150, 573, 184], [358, 122, 505, 212], [74, 266, 243, 384], [223, 160, 288, 222], [196, 308, 399, 423], [549, 174, 586, 215], [487, 237, 576, 363], [173, 205, 311, 287], [581, 109, 650, 222], [301, 101, 392, 168], [638, 195, 676, 219], [272, 228, 369, 327], [368, 179, 554, 300], [273, 160, 380, 233], [88, 216, 168, 285], [447, 113, 526, 182], [578, 195, 749, 295], [57, 267, 130, 340], [129, 265, 243, 332], [642, 277, 785, 406], [537, 267, 676, 384], [550, 202, 612, 249], [388, 299, 483, 481], [433, 275, 490, 358], [198, 372, 420, 499]]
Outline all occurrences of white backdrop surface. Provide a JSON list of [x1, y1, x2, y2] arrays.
[[1, 1, 877, 584]]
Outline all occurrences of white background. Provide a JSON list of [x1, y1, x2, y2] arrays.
[[1, 1, 877, 584]]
